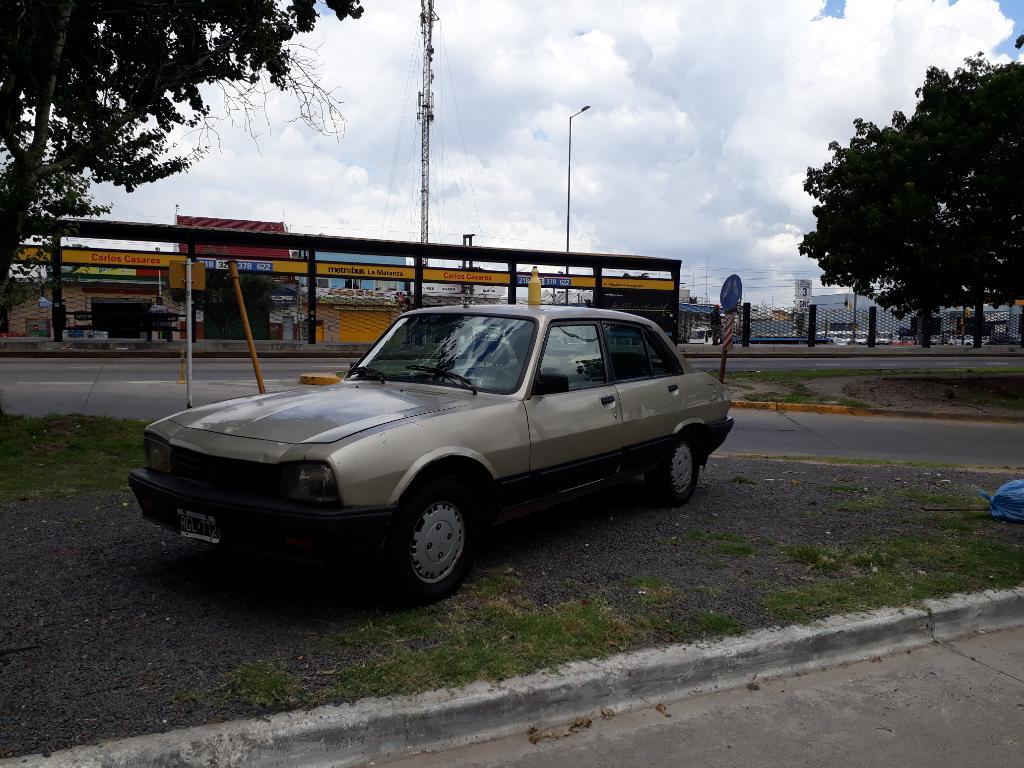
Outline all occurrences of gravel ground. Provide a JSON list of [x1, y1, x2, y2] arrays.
[[2, 457, 1023, 758]]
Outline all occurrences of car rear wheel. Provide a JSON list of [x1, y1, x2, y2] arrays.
[[648, 434, 700, 506], [383, 476, 477, 603]]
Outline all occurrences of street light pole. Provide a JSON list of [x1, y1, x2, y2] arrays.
[[566, 105, 590, 305], [566, 105, 591, 253]]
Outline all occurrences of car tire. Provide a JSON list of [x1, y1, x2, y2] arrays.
[[648, 434, 700, 506], [382, 476, 477, 603]]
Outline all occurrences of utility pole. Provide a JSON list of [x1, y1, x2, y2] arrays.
[[417, 0, 436, 244]]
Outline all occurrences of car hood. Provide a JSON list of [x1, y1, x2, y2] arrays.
[[167, 383, 471, 444]]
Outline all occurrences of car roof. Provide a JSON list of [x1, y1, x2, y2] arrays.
[[404, 303, 661, 326]]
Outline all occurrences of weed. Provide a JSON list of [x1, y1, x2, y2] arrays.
[[729, 475, 756, 485], [171, 690, 203, 705]]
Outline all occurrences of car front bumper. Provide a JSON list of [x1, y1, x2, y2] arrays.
[[706, 416, 734, 457], [129, 468, 395, 560]]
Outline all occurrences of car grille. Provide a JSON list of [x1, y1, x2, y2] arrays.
[[170, 447, 281, 495]]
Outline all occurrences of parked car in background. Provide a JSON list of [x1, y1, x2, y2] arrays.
[[130, 305, 733, 601]]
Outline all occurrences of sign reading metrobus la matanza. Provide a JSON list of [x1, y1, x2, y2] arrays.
[[317, 262, 414, 280]]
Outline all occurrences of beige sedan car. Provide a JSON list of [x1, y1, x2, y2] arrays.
[[130, 306, 733, 600]]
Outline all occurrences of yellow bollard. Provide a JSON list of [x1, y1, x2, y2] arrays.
[[229, 260, 267, 394], [527, 266, 542, 306], [178, 348, 186, 384]]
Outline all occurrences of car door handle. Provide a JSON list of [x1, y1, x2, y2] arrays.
[[600, 395, 616, 405], [667, 384, 679, 393]]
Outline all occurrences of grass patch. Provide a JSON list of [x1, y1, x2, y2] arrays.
[[692, 611, 744, 636], [897, 488, 985, 508], [729, 475, 756, 485], [765, 534, 1024, 623], [0, 414, 145, 502], [781, 543, 846, 571], [716, 541, 757, 557], [837, 494, 891, 513], [228, 662, 299, 708], [629, 575, 678, 604], [331, 598, 636, 701]]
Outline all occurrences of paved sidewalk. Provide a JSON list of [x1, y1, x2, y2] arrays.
[[378, 627, 1024, 768]]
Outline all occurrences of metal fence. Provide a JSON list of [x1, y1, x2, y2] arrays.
[[706, 302, 1023, 348]]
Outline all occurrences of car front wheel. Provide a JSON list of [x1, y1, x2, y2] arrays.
[[648, 435, 700, 506], [383, 476, 477, 603]]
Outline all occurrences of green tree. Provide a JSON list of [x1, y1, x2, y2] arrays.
[[0, 0, 364, 294], [800, 49, 1024, 315], [186, 271, 275, 340]]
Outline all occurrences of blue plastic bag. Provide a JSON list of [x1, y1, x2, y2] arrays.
[[979, 480, 1024, 523]]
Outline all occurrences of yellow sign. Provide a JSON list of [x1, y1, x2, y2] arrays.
[[603, 277, 675, 291], [570, 276, 596, 288], [65, 249, 178, 268], [422, 267, 510, 285], [317, 262, 414, 280], [168, 259, 207, 290]]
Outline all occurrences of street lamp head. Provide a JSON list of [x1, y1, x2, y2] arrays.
[[581, 105, 591, 112]]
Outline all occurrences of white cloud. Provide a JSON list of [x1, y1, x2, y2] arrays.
[[94, 0, 1018, 302]]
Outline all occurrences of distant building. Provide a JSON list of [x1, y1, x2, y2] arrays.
[[810, 292, 879, 309]]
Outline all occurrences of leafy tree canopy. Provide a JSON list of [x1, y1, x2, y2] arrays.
[[0, 0, 364, 293], [800, 49, 1024, 314]]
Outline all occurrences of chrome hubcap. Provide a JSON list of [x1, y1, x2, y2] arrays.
[[409, 501, 465, 584], [670, 442, 693, 494]]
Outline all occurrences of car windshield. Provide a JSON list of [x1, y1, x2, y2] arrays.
[[355, 314, 535, 394]]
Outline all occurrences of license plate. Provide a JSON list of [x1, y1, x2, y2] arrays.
[[177, 509, 221, 544]]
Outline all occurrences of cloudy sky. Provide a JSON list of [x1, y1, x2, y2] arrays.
[[95, 0, 1023, 303]]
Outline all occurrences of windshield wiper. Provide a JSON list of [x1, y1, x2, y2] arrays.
[[405, 365, 477, 394], [347, 365, 387, 383]]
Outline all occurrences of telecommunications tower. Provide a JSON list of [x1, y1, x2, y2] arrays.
[[417, 0, 436, 243]]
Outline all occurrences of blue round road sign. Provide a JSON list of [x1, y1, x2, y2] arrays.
[[720, 274, 743, 312]]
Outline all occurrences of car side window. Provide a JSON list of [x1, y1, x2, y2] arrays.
[[603, 323, 651, 380], [643, 329, 678, 376], [539, 324, 606, 390]]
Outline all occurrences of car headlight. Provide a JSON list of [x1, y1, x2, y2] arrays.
[[280, 462, 339, 503], [144, 434, 171, 473]]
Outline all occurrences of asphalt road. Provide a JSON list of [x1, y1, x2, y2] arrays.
[[1, 357, 1022, 466], [378, 626, 1024, 768]]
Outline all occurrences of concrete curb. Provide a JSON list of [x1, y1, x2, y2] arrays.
[[7, 587, 1023, 768], [298, 372, 341, 385], [730, 399, 1024, 423]]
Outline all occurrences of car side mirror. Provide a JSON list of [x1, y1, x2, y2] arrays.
[[534, 371, 570, 395]]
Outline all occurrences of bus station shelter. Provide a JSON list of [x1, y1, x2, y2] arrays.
[[16, 219, 681, 345]]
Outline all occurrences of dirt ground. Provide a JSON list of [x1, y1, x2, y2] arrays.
[[730, 373, 1024, 417], [842, 375, 1024, 416]]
